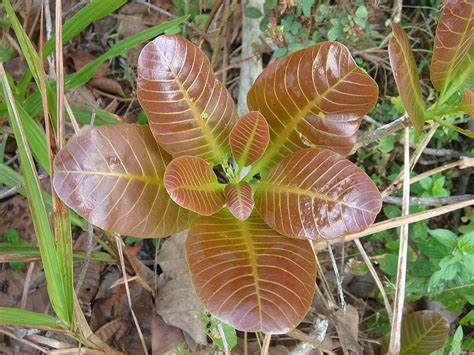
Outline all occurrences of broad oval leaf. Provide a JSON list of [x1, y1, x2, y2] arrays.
[[430, 0, 473, 93], [463, 88, 474, 117], [224, 182, 254, 221], [137, 35, 238, 164], [400, 311, 449, 354], [229, 111, 269, 167], [254, 148, 382, 240], [247, 41, 378, 170], [53, 124, 195, 237], [389, 23, 425, 132], [164, 156, 225, 215], [186, 210, 316, 334]]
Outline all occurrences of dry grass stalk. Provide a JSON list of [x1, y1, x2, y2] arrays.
[[315, 198, 474, 248], [382, 123, 438, 197], [261, 333, 271, 355], [388, 126, 411, 354], [0, 326, 47, 353], [353, 239, 393, 320]]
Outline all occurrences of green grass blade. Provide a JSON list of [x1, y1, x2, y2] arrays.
[[72, 105, 122, 125], [3, 0, 42, 83], [43, 0, 126, 57], [0, 307, 65, 331], [3, 0, 58, 120], [65, 16, 188, 88], [16, 102, 50, 172], [0, 244, 116, 263], [0, 64, 69, 325], [16, 0, 126, 97]]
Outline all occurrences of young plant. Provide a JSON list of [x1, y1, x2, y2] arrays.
[[52, 35, 382, 333], [388, 0, 473, 136]]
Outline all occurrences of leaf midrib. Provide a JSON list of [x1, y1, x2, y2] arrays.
[[237, 117, 261, 167], [257, 183, 376, 213], [249, 66, 358, 176], [240, 219, 264, 330], [154, 41, 224, 163], [400, 317, 444, 354]]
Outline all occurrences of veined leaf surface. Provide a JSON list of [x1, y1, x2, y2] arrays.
[[137, 35, 238, 164], [53, 124, 194, 237], [430, 0, 473, 93], [224, 182, 254, 221], [186, 210, 316, 334], [254, 148, 382, 240], [389, 23, 425, 132], [229, 111, 269, 167], [400, 311, 449, 354], [164, 156, 225, 215], [463, 88, 474, 116], [247, 41, 378, 170]]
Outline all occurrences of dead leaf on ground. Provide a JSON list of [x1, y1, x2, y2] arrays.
[[95, 318, 131, 345], [151, 314, 185, 354], [89, 77, 124, 96], [66, 86, 98, 107], [90, 264, 155, 352], [155, 231, 207, 346], [71, 51, 109, 78], [333, 304, 362, 354]]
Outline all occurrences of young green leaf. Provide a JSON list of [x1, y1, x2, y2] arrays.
[[137, 35, 238, 164], [186, 210, 316, 334], [399, 311, 449, 354], [229, 111, 269, 167], [430, 0, 473, 94], [164, 156, 225, 215], [224, 182, 254, 221], [254, 148, 382, 240], [53, 124, 195, 237], [388, 23, 425, 132], [247, 41, 378, 171]]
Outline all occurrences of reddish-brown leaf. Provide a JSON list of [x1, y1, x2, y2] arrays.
[[463, 88, 474, 117], [224, 182, 254, 221], [186, 210, 316, 334], [164, 156, 225, 216], [389, 23, 425, 132], [430, 0, 473, 93], [247, 42, 378, 170], [254, 148, 382, 240], [229, 111, 269, 167], [53, 124, 195, 237], [137, 35, 238, 164]]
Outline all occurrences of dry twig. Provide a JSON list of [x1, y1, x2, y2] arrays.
[[384, 194, 474, 206], [351, 114, 410, 153]]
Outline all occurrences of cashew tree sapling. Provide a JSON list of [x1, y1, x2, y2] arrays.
[[52, 35, 382, 333]]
